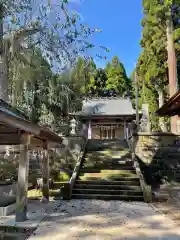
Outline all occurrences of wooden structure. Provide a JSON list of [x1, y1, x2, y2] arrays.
[[73, 98, 139, 140], [156, 91, 180, 117], [0, 101, 63, 222]]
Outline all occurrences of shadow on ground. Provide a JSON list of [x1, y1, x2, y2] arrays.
[[28, 199, 180, 240], [28, 138, 180, 239]]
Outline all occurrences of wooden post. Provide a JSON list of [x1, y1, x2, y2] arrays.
[[42, 141, 49, 202], [166, 14, 178, 132], [16, 133, 31, 222], [134, 71, 139, 130]]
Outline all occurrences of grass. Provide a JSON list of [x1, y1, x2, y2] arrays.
[[28, 189, 62, 199], [28, 180, 68, 200], [80, 170, 137, 181], [55, 172, 70, 181]]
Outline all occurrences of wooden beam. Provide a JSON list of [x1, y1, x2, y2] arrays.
[[15, 133, 31, 222], [30, 137, 43, 148], [0, 124, 17, 133], [0, 133, 21, 145], [0, 112, 40, 135], [42, 141, 49, 202]]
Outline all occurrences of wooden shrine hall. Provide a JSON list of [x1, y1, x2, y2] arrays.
[[74, 97, 137, 140], [0, 100, 63, 222]]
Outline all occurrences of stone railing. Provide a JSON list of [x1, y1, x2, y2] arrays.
[[126, 134, 152, 202], [61, 138, 88, 199]]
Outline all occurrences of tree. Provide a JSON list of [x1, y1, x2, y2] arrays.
[[87, 68, 107, 97], [106, 56, 132, 97], [136, 0, 180, 130], [71, 57, 96, 96], [14, 47, 52, 122], [0, 0, 106, 101]]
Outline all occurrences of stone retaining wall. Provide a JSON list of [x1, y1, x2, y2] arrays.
[[134, 133, 180, 164], [0, 184, 16, 197], [133, 132, 180, 185]]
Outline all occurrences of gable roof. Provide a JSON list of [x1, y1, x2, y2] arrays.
[[0, 99, 30, 120], [0, 99, 63, 145], [75, 98, 135, 117]]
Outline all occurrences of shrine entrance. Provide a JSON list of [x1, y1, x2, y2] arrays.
[[91, 124, 124, 139], [100, 125, 116, 139]]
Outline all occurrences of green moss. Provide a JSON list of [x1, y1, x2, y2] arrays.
[[56, 172, 70, 181]]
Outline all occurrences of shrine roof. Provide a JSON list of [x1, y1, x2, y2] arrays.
[[155, 91, 180, 117], [0, 99, 63, 145], [74, 97, 136, 117]]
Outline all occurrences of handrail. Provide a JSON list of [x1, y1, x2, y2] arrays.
[[126, 134, 152, 203], [62, 138, 88, 200], [133, 154, 152, 202]]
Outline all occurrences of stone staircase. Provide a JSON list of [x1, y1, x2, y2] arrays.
[[72, 139, 144, 201]]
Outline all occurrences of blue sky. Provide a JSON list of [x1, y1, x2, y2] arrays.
[[77, 0, 143, 76]]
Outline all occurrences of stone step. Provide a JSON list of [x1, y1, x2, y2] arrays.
[[79, 170, 137, 177], [84, 151, 131, 156], [80, 168, 136, 173], [74, 183, 141, 190], [153, 156, 180, 161], [73, 188, 143, 196], [83, 159, 133, 164], [83, 160, 133, 166], [79, 174, 139, 181], [83, 158, 132, 164], [82, 164, 133, 170], [72, 193, 144, 201], [76, 180, 140, 186]]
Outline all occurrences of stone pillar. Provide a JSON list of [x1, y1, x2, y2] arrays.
[[132, 121, 138, 159], [124, 120, 126, 140], [70, 118, 77, 136], [16, 133, 31, 222], [82, 123, 88, 139], [42, 142, 49, 202], [88, 121, 91, 139], [140, 104, 151, 132]]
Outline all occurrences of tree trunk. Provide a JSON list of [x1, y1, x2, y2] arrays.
[[135, 72, 139, 129], [166, 13, 178, 132], [0, 4, 8, 102], [158, 88, 164, 108], [11, 64, 17, 106], [31, 80, 40, 123], [158, 88, 167, 132]]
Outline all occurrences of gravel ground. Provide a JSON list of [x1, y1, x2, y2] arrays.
[[27, 199, 180, 240], [154, 197, 180, 227]]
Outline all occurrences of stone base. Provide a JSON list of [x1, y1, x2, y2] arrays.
[[0, 203, 16, 216]]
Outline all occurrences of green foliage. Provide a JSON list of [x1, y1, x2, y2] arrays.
[[87, 68, 108, 96], [135, 0, 180, 130], [106, 56, 132, 97], [0, 0, 109, 102], [54, 172, 70, 182], [86, 56, 132, 98]]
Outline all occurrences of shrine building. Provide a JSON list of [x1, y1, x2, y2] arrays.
[[74, 97, 137, 140]]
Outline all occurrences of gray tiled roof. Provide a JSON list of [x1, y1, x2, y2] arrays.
[[0, 99, 29, 120], [76, 98, 135, 116]]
